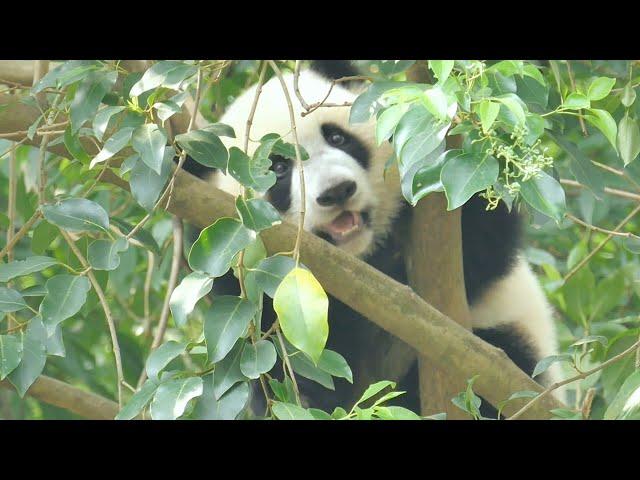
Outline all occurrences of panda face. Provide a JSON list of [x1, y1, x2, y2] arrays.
[[212, 69, 403, 258]]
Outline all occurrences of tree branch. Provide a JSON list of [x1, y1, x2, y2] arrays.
[[0, 80, 566, 420], [1, 375, 120, 420]]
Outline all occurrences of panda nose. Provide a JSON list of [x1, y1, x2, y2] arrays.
[[316, 180, 357, 207]]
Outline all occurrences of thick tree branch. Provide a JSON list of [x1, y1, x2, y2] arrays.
[[1, 375, 120, 420], [0, 80, 566, 420]]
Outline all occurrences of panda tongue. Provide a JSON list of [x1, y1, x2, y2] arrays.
[[327, 211, 359, 236]]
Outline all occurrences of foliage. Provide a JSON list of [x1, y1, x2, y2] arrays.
[[0, 59, 639, 420]]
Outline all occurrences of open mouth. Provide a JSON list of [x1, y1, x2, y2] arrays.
[[315, 210, 371, 245]]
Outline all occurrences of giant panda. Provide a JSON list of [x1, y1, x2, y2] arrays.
[[181, 60, 566, 416]]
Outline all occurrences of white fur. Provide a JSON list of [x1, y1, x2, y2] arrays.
[[203, 70, 402, 257], [195, 67, 566, 402]]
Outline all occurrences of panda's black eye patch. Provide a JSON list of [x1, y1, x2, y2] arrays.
[[321, 123, 370, 169], [270, 154, 291, 178]]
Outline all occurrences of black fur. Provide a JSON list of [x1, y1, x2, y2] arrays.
[[321, 123, 370, 169], [266, 155, 293, 212], [461, 195, 521, 305], [310, 60, 360, 81], [178, 154, 216, 180]]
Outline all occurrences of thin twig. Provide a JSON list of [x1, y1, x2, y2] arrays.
[[581, 387, 596, 420], [60, 229, 124, 407], [6, 143, 17, 328], [560, 178, 640, 202], [142, 251, 155, 338], [0, 211, 42, 260], [275, 323, 301, 406], [566, 61, 588, 137], [508, 340, 640, 420], [566, 212, 640, 241], [590, 160, 640, 192], [268, 61, 306, 264], [0, 137, 26, 159], [137, 216, 183, 388], [564, 203, 640, 282]]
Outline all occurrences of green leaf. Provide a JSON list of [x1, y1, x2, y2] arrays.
[[131, 124, 167, 175], [188, 218, 256, 278], [570, 335, 608, 348], [496, 94, 526, 125], [240, 339, 277, 379], [150, 376, 203, 420], [213, 340, 248, 399], [516, 74, 549, 109], [63, 126, 91, 165], [562, 93, 591, 110], [587, 77, 616, 101], [110, 218, 161, 256], [169, 272, 213, 328], [621, 82, 636, 107], [350, 81, 406, 124], [193, 375, 249, 420], [397, 109, 450, 171], [129, 146, 173, 211], [404, 148, 447, 206], [32, 60, 101, 93], [115, 379, 158, 420], [93, 106, 125, 142], [441, 151, 499, 210], [90, 127, 135, 168], [551, 134, 604, 198], [227, 147, 276, 193], [248, 255, 297, 298], [476, 100, 500, 134], [532, 354, 573, 378], [88, 238, 129, 271], [175, 129, 228, 171], [271, 401, 315, 420], [7, 317, 46, 397], [201, 122, 236, 138], [421, 87, 449, 120], [617, 114, 640, 166], [0, 287, 28, 312], [374, 406, 421, 420], [0, 256, 59, 282], [42, 198, 109, 232], [428, 60, 454, 84], [70, 71, 117, 133], [39, 274, 91, 335], [274, 340, 334, 390], [376, 104, 405, 145], [604, 370, 640, 420], [318, 349, 353, 384], [0, 335, 22, 380], [591, 271, 626, 321], [273, 268, 329, 365], [236, 197, 281, 232], [130, 61, 197, 97], [153, 101, 182, 124], [31, 221, 58, 255], [146, 341, 187, 382], [519, 172, 566, 222], [204, 296, 257, 363], [45, 325, 65, 357], [308, 408, 333, 420], [585, 108, 618, 151], [355, 380, 396, 406]]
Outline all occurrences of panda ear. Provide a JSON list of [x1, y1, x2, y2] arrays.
[[310, 60, 363, 91], [310, 60, 360, 80]]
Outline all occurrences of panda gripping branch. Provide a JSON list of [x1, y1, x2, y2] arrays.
[[181, 61, 566, 415]]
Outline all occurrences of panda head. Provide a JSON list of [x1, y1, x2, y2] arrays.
[[212, 68, 403, 258]]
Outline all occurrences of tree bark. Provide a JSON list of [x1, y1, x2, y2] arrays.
[[0, 71, 566, 419]]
